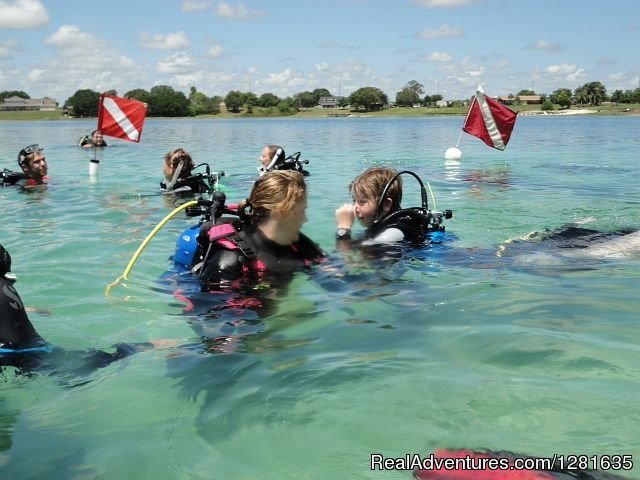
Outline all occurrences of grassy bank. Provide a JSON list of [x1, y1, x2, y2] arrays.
[[0, 110, 65, 121], [2, 104, 638, 121]]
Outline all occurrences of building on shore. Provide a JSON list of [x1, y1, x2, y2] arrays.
[[0, 96, 58, 111], [318, 96, 345, 109]]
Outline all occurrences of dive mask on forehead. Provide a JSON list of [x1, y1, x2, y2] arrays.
[[18, 144, 43, 168]]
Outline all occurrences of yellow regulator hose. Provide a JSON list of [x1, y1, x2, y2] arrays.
[[106, 200, 198, 295]]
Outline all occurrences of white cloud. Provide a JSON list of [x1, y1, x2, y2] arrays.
[[546, 63, 578, 75], [595, 56, 617, 67], [318, 41, 360, 50], [27, 68, 44, 81], [543, 63, 586, 84], [26, 28, 145, 103], [491, 59, 512, 70], [173, 73, 204, 87], [44, 25, 103, 57], [252, 66, 330, 97], [0, 0, 49, 29], [259, 68, 295, 87], [446, 57, 485, 85], [119, 55, 136, 69], [0, 45, 146, 104], [206, 44, 224, 57], [249, 58, 388, 98], [156, 52, 195, 74], [181, 0, 210, 11], [0, 39, 18, 58], [139, 31, 189, 50], [465, 67, 484, 77], [525, 40, 564, 52], [566, 69, 586, 82], [423, 52, 452, 62], [416, 24, 463, 39], [607, 73, 626, 82], [410, 0, 476, 8], [42, 26, 137, 75], [215, 2, 261, 20], [201, 70, 237, 90]]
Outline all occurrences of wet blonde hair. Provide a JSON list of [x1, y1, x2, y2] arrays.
[[239, 170, 306, 225], [164, 148, 195, 179], [350, 166, 402, 212]]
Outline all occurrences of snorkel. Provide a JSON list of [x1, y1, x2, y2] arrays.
[[258, 147, 284, 176], [164, 160, 184, 191], [258, 150, 310, 176]]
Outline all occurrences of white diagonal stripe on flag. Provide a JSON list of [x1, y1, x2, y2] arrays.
[[103, 97, 140, 141], [476, 90, 505, 150]]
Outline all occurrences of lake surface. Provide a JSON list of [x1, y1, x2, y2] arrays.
[[1, 115, 639, 479]]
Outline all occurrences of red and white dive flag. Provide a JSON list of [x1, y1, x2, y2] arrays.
[[97, 94, 147, 143], [463, 86, 517, 151]]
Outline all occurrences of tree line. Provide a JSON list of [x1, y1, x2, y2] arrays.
[[3, 79, 640, 117], [393, 80, 640, 110]]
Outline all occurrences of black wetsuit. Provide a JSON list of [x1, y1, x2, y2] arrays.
[[0, 275, 150, 376], [160, 175, 211, 196], [0, 276, 45, 351], [199, 226, 326, 286]]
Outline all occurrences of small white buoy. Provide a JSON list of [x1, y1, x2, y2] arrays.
[[89, 159, 99, 179], [444, 147, 462, 161]]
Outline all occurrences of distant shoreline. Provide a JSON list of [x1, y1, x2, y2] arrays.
[[1, 105, 638, 121]]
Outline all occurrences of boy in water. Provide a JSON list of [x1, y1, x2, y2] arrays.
[[335, 166, 406, 243]]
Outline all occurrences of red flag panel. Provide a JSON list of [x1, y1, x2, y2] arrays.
[[97, 94, 148, 143], [463, 91, 517, 150]]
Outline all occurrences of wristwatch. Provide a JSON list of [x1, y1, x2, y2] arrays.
[[336, 227, 351, 240]]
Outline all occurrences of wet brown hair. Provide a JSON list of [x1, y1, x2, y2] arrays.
[[349, 166, 403, 212], [238, 170, 307, 225], [164, 148, 195, 179]]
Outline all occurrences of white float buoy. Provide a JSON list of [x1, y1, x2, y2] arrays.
[[89, 158, 99, 178], [444, 147, 462, 161]]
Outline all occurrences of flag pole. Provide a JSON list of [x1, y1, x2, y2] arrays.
[[462, 92, 478, 130], [454, 129, 464, 148], [444, 89, 479, 160]]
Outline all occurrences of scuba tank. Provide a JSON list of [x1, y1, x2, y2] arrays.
[[174, 191, 230, 271], [1, 169, 27, 186]]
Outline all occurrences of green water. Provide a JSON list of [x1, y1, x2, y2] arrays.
[[1, 116, 639, 479]]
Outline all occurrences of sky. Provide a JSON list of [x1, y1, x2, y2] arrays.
[[0, 0, 639, 105]]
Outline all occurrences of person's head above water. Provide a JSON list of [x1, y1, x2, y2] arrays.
[[90, 129, 106, 146], [349, 166, 402, 228], [163, 148, 195, 183], [79, 129, 108, 148], [258, 145, 286, 176], [17, 144, 48, 184], [238, 170, 308, 245]]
